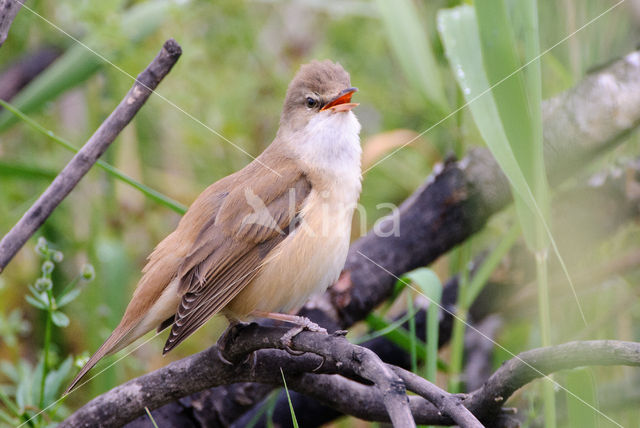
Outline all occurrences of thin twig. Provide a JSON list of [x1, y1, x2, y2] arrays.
[[0, 38, 182, 272], [392, 366, 483, 428], [0, 0, 23, 48]]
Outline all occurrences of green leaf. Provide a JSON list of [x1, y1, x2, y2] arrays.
[[566, 368, 598, 428], [43, 357, 73, 405], [0, 407, 17, 425], [438, 4, 549, 251], [466, 222, 521, 306], [51, 311, 70, 328], [26, 286, 50, 308], [375, 0, 448, 112], [356, 311, 414, 344], [0, 160, 57, 180], [475, 0, 548, 250], [29, 359, 43, 409], [280, 368, 299, 428], [438, 6, 536, 214], [0, 389, 21, 419], [403, 268, 441, 383], [56, 287, 82, 307], [25, 295, 47, 310]]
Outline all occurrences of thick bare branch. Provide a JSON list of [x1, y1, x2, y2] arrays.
[[62, 325, 475, 427], [0, 39, 182, 272], [62, 326, 640, 427]]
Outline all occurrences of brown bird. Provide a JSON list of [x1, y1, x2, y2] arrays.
[[67, 60, 361, 392]]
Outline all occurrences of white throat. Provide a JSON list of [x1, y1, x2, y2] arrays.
[[290, 110, 362, 182]]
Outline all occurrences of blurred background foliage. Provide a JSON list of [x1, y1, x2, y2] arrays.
[[0, 0, 639, 427]]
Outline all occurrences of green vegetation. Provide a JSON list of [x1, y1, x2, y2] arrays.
[[1, 1, 639, 426]]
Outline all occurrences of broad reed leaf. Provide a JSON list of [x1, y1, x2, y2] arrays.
[[375, 0, 448, 112]]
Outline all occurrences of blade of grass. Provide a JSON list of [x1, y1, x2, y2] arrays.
[[0, 99, 187, 215], [566, 368, 598, 428], [144, 407, 159, 428], [475, 1, 555, 424], [245, 390, 280, 428], [403, 268, 442, 384], [0, 161, 57, 180], [362, 313, 448, 371], [475, 0, 549, 252], [279, 368, 299, 428], [0, 408, 17, 425], [466, 222, 520, 305], [355, 311, 414, 344], [437, 6, 538, 214], [375, 0, 448, 113], [0, 44, 101, 132], [440, 5, 561, 423], [0, 389, 21, 419], [536, 249, 556, 426], [406, 292, 418, 373], [448, 242, 470, 394]]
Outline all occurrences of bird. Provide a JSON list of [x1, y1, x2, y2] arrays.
[[66, 60, 362, 392]]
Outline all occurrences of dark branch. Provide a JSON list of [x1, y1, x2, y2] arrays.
[[0, 39, 182, 272], [0, 47, 60, 102], [61, 325, 640, 427], [392, 367, 482, 428]]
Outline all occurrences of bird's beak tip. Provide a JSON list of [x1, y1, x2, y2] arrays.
[[321, 87, 359, 112]]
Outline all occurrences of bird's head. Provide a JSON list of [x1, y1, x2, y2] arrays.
[[279, 60, 358, 135]]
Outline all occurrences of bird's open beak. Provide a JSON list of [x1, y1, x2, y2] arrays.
[[321, 87, 359, 112]]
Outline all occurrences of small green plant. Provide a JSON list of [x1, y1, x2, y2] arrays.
[[0, 238, 94, 427], [280, 368, 299, 428]]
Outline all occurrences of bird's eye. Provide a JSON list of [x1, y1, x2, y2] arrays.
[[305, 97, 318, 109]]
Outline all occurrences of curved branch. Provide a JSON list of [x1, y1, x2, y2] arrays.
[[464, 340, 640, 421], [62, 324, 640, 427], [392, 367, 482, 428], [62, 326, 471, 427], [0, 39, 182, 272]]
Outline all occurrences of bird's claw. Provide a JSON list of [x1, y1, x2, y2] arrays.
[[216, 321, 253, 364], [216, 346, 236, 366], [279, 317, 328, 355], [280, 326, 307, 355]]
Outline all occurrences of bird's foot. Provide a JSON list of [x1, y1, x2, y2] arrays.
[[216, 321, 254, 365], [279, 317, 327, 354], [250, 310, 328, 355]]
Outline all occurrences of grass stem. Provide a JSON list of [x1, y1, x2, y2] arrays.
[[0, 99, 187, 215], [536, 250, 557, 428], [448, 242, 471, 393]]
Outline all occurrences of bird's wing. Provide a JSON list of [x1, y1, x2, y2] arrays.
[[163, 160, 311, 353]]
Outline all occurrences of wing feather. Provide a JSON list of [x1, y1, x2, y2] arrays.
[[163, 157, 311, 353]]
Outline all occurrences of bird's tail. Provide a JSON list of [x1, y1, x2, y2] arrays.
[[65, 324, 136, 394]]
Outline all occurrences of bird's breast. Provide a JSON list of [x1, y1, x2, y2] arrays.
[[225, 110, 362, 319], [225, 181, 360, 318]]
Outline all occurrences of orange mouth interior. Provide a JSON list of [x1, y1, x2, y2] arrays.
[[321, 88, 358, 111]]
